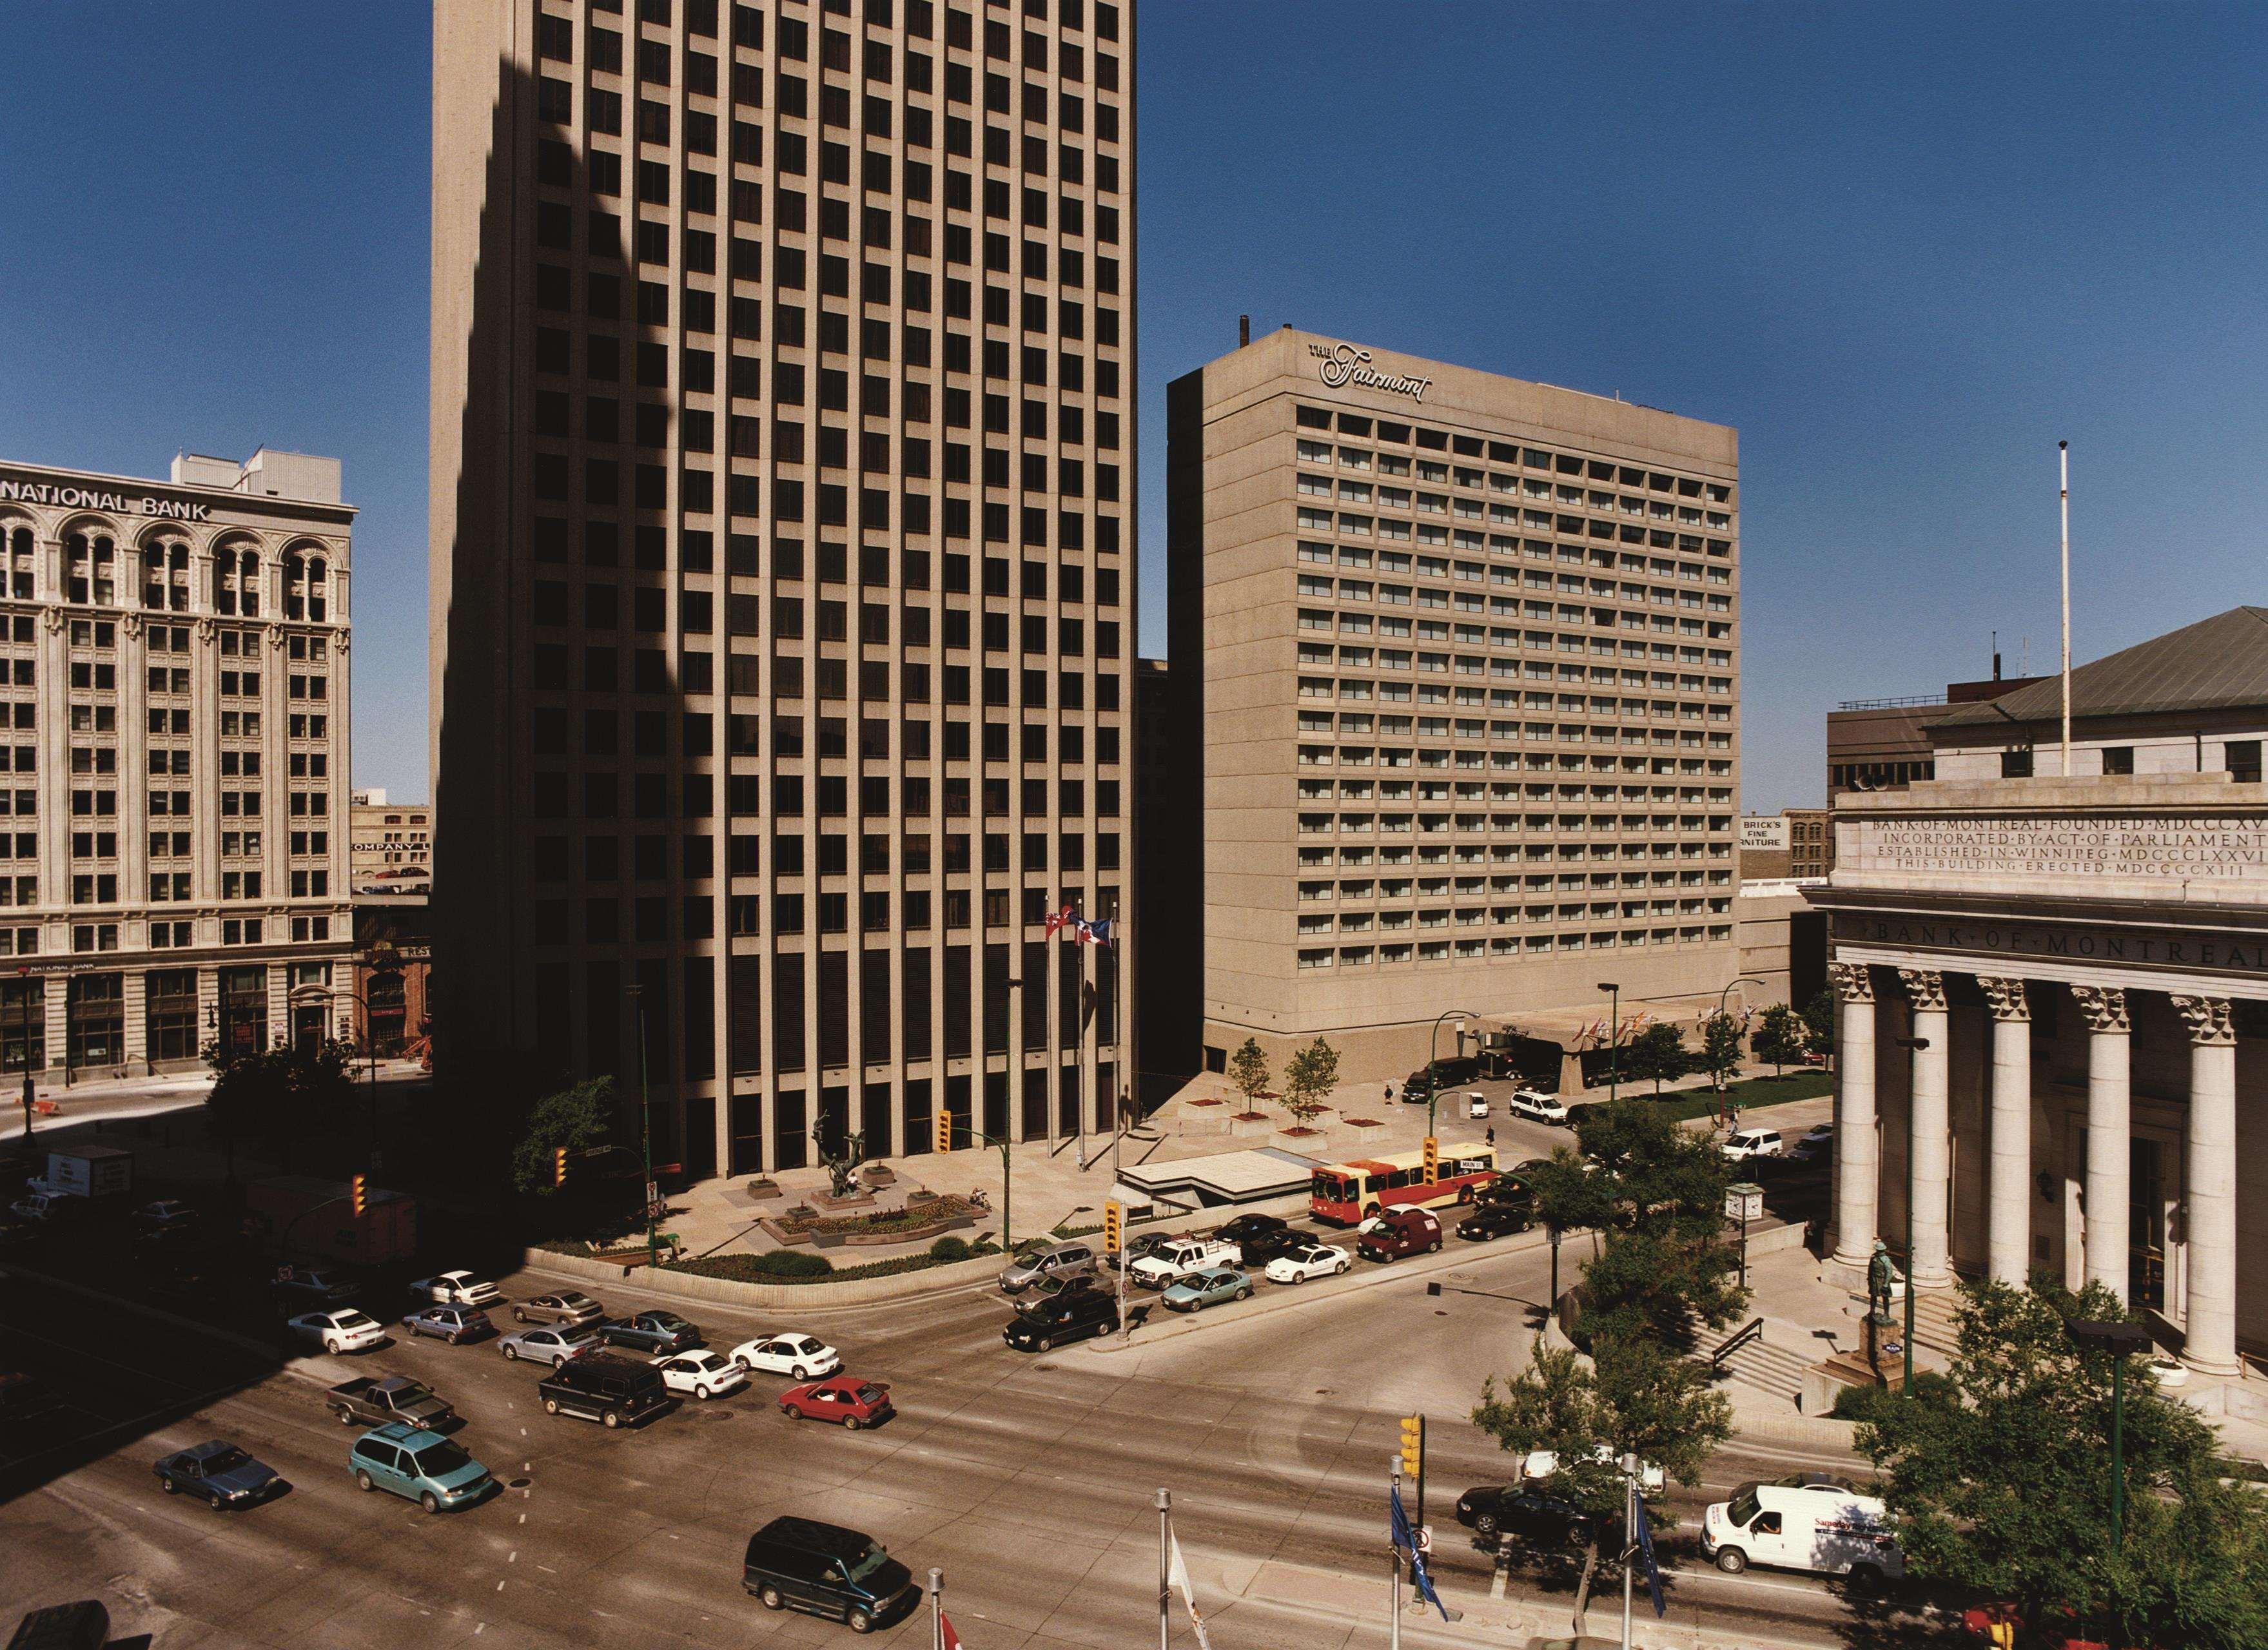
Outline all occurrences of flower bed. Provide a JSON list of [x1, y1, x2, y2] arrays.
[[672, 1234, 1001, 1286], [764, 1195, 977, 1249]]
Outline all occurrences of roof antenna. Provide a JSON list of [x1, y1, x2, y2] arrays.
[[1238, 314, 1249, 348], [1991, 630, 2001, 681]]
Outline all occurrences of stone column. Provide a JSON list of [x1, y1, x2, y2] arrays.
[[1900, 968, 1953, 1288], [2071, 985, 2131, 1302], [1828, 961, 1879, 1273], [1979, 977, 2033, 1286], [2171, 995, 2240, 1375]]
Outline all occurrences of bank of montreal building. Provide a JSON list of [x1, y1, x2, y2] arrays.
[[1166, 331, 1741, 1080], [433, 0, 1136, 1179], [0, 452, 356, 1078]]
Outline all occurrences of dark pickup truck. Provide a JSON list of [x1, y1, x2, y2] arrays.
[[326, 1375, 456, 1431]]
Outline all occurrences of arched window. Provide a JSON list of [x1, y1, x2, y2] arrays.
[[2, 527, 30, 600], [304, 556, 327, 622], [65, 531, 115, 605], [142, 539, 190, 612], [283, 549, 329, 621], [216, 545, 260, 616]]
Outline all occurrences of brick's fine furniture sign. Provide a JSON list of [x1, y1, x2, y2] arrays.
[[1852, 816, 2268, 882]]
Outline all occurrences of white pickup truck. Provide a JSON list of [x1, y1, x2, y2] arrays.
[[1129, 1236, 1241, 1290]]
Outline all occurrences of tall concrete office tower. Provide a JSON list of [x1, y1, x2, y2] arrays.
[[433, 0, 1136, 1180], [1166, 330, 1740, 1086]]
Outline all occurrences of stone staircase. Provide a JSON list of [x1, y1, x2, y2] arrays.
[[1712, 1330, 1823, 1407], [1906, 1285, 1964, 1358]]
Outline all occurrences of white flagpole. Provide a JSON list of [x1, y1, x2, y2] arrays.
[[2059, 440, 2072, 777], [1389, 1457, 1404, 1650], [1157, 1488, 1171, 1650], [929, 1567, 943, 1650]]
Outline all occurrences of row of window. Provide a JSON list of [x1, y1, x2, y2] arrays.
[[0, 529, 336, 619], [1295, 927, 1733, 967], [535, 826, 1121, 884]]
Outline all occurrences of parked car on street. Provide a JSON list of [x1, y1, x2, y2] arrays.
[[1129, 1236, 1240, 1290], [1721, 1128, 1784, 1162], [596, 1310, 704, 1354], [1003, 1288, 1119, 1352], [327, 1375, 456, 1430], [511, 1289, 605, 1328], [347, 1421, 495, 1513], [1264, 1242, 1351, 1285], [409, 1272, 504, 1308], [498, 1325, 602, 1367], [400, 1305, 496, 1345], [729, 1332, 842, 1379], [997, 1239, 1097, 1296], [1212, 1213, 1305, 1266], [778, 1375, 894, 1428], [288, 1309, 387, 1355], [1454, 1483, 1600, 1546], [652, 1350, 748, 1400], [1162, 1265, 1251, 1312], [152, 1441, 280, 1509], [742, 1515, 919, 1632], [1356, 1207, 1443, 1263], [538, 1352, 671, 1428], [1507, 1090, 1570, 1125]]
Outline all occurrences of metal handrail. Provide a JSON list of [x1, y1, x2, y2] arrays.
[[1834, 692, 1948, 710], [1707, 1316, 1766, 1372]]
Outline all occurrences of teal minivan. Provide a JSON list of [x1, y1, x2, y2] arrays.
[[347, 1421, 495, 1513]]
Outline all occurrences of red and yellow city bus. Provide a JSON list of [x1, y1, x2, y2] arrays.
[[1309, 1144, 1499, 1226]]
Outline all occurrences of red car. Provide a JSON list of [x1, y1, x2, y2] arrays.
[[777, 1376, 894, 1430]]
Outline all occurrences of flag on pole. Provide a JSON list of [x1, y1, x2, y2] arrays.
[[1044, 904, 1075, 938], [1389, 1484, 1449, 1620], [1632, 1491, 1667, 1618], [939, 1609, 965, 1650], [1075, 917, 1115, 947], [1165, 1526, 1215, 1650]]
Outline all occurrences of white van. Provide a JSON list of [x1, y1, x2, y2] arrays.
[[1721, 1127, 1783, 1161], [1701, 1480, 1903, 1584], [1464, 1091, 1491, 1120], [1507, 1090, 1570, 1125]]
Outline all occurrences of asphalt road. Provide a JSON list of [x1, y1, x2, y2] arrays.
[[0, 1222, 1935, 1650]]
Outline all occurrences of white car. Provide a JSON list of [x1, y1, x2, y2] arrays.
[[1464, 1091, 1491, 1120], [1265, 1243, 1351, 1285], [1507, 1089, 1570, 1125], [409, 1271, 504, 1308], [1721, 1128, 1784, 1162], [651, 1350, 748, 1400], [1524, 1445, 1665, 1494], [728, 1332, 842, 1379], [288, 1308, 387, 1354]]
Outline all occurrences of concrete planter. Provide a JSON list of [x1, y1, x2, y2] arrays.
[[810, 1212, 974, 1250], [1275, 1127, 1329, 1152], [1178, 1101, 1230, 1136], [1338, 1118, 1384, 1144], [1229, 1111, 1273, 1138]]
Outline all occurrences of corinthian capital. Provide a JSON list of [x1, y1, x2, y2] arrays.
[[1977, 977, 2031, 1022], [2071, 984, 2130, 1034], [1828, 961, 1873, 1005], [2170, 994, 2235, 1047], [1897, 968, 1947, 1013]]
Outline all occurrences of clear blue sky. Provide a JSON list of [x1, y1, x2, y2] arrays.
[[4, 3, 2263, 811]]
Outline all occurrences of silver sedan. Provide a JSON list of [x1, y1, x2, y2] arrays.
[[497, 1324, 602, 1367]]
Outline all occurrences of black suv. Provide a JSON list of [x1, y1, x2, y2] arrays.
[[743, 1516, 918, 1632], [1004, 1286, 1120, 1352], [1401, 1056, 1478, 1100], [1213, 1214, 1303, 1265], [537, 1353, 670, 1429]]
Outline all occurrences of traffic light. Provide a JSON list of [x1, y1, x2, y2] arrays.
[[553, 1147, 569, 1188], [934, 1107, 953, 1154], [1422, 1135, 1439, 1185], [1399, 1413, 1425, 1480], [349, 1174, 367, 1218], [1102, 1199, 1123, 1256]]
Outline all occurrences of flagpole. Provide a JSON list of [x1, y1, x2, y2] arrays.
[[1389, 1457, 1403, 1650], [1621, 1459, 1636, 1650], [2058, 439, 2072, 777], [1157, 1488, 1171, 1650], [929, 1567, 943, 1650]]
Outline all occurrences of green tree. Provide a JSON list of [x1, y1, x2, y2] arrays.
[[1226, 1037, 1272, 1114], [1698, 1011, 1745, 1092], [1279, 1037, 1340, 1128], [201, 1037, 359, 1175], [1474, 1334, 1732, 1635], [1858, 1277, 2268, 1648], [1799, 989, 1835, 1066], [1620, 1022, 1689, 1095], [1752, 1003, 1805, 1076], [511, 1075, 618, 1198]]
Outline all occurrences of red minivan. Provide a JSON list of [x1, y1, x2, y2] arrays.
[[1356, 1207, 1443, 1263]]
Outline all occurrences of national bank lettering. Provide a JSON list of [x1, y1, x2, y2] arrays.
[[0, 472, 212, 522]]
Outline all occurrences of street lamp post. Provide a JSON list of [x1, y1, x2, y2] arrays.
[[1596, 982, 1621, 1103], [1894, 1033, 1930, 1394], [1716, 975, 1766, 1103], [2066, 1316, 2151, 1554], [628, 984, 656, 1266], [1424, 1007, 1485, 1165]]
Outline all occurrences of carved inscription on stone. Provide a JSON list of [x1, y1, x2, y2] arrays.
[[1854, 815, 2268, 881]]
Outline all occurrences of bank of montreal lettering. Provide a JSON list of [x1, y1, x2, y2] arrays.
[[1308, 342, 1433, 404], [1836, 913, 2268, 978], [0, 475, 212, 523], [1860, 815, 2268, 880]]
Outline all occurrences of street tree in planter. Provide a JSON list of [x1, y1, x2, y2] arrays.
[[1278, 1036, 1340, 1130], [1474, 1333, 1732, 1636], [1857, 1276, 2268, 1649], [1698, 1011, 1745, 1093], [1226, 1037, 1272, 1116], [511, 1075, 618, 1199], [1751, 1003, 1806, 1077], [1620, 1022, 1689, 1095]]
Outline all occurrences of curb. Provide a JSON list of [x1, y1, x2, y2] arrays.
[[520, 1244, 1013, 1308]]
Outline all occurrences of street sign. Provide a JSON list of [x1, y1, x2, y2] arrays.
[[645, 1179, 660, 1208], [1414, 1526, 1432, 1555], [1725, 1182, 1765, 1222]]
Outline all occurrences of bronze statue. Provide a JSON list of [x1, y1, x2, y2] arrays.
[[818, 1128, 866, 1199]]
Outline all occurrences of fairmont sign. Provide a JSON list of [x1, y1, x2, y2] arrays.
[[1309, 342, 1434, 404], [0, 474, 212, 523]]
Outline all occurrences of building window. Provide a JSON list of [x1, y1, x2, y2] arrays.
[[2227, 740, 2262, 785], [0, 978, 43, 1072], [2000, 748, 2034, 779], [2100, 745, 2133, 776], [67, 972, 126, 1069], [145, 967, 199, 1063]]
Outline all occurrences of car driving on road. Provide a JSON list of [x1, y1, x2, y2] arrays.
[[1721, 1127, 1784, 1162], [1507, 1090, 1570, 1125], [1162, 1265, 1251, 1313], [347, 1421, 495, 1513], [1454, 1483, 1599, 1546], [996, 1239, 1097, 1296], [1264, 1242, 1351, 1285], [1002, 1287, 1119, 1352], [729, 1332, 842, 1379], [511, 1290, 605, 1328], [409, 1272, 505, 1308], [288, 1308, 387, 1354], [778, 1375, 894, 1428], [498, 1325, 602, 1367], [597, 1310, 704, 1354], [1456, 1199, 1533, 1242], [153, 1441, 281, 1509], [743, 1515, 919, 1633], [1213, 1213, 1306, 1266], [652, 1349, 748, 1400], [400, 1305, 496, 1345], [538, 1352, 671, 1428]]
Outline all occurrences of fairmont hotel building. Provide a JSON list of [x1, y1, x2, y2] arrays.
[[0, 452, 357, 1079], [433, 0, 1135, 1180], [1166, 329, 1742, 1081]]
